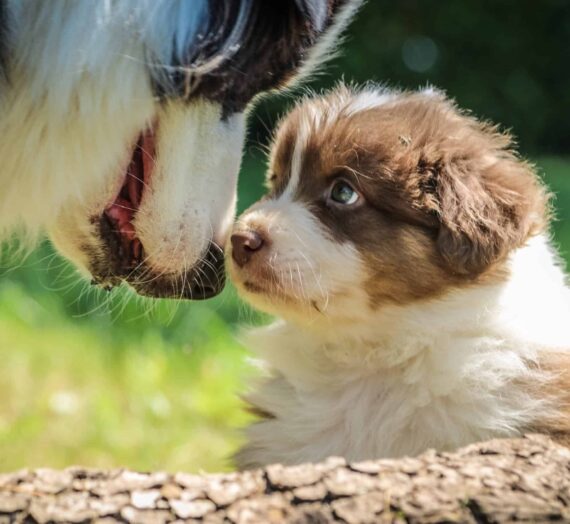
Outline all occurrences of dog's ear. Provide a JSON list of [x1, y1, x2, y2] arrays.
[[290, 0, 363, 83], [295, 0, 362, 31], [295, 0, 329, 31], [418, 126, 549, 276]]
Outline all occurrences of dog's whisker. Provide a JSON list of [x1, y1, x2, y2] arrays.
[[125, 170, 151, 192]]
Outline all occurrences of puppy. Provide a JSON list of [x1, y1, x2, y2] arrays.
[[228, 85, 570, 468]]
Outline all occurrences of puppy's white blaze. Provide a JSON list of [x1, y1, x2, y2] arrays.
[[285, 135, 305, 199], [135, 102, 245, 274], [283, 111, 315, 199]]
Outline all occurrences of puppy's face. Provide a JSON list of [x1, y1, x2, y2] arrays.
[[228, 86, 547, 324]]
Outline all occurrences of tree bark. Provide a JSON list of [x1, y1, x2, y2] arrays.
[[0, 434, 569, 523]]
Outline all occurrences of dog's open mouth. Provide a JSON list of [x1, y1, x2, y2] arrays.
[[92, 128, 225, 300], [103, 130, 154, 270]]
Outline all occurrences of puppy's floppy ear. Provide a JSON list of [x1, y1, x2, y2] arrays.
[[425, 127, 549, 276]]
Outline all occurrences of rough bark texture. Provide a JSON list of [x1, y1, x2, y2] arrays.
[[0, 434, 569, 523]]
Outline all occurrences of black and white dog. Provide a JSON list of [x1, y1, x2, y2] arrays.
[[0, 0, 360, 298]]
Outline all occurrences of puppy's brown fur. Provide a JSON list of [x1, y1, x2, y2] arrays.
[[268, 87, 549, 307]]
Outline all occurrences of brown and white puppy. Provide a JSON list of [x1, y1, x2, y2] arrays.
[[227, 85, 570, 468]]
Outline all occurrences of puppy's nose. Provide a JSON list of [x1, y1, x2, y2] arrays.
[[231, 230, 265, 267]]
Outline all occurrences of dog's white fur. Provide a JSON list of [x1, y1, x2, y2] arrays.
[[1, 1, 244, 276], [0, 0, 362, 289], [3, 1, 180, 232], [230, 87, 570, 468]]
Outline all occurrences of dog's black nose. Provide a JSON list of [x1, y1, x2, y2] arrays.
[[231, 230, 265, 267]]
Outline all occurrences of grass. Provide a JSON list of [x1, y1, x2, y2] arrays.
[[0, 282, 253, 473], [0, 156, 568, 473]]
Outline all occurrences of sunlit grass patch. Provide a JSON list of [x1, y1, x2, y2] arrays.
[[0, 279, 257, 473]]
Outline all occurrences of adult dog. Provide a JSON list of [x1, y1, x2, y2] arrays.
[[0, 0, 360, 298]]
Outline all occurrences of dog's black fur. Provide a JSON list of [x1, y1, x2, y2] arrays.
[[150, 0, 350, 117]]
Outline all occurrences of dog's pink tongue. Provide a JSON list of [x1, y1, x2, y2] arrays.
[[106, 198, 136, 241], [102, 129, 154, 268]]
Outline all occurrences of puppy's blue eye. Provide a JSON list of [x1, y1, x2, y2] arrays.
[[330, 181, 359, 205]]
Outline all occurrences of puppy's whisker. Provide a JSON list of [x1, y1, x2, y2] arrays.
[[294, 262, 309, 304], [287, 231, 327, 306]]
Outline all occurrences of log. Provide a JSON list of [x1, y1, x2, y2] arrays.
[[0, 434, 569, 523]]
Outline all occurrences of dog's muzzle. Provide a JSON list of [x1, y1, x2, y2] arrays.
[[87, 128, 226, 300], [92, 218, 226, 300]]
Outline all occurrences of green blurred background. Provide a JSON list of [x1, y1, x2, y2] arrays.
[[1, 1, 569, 473]]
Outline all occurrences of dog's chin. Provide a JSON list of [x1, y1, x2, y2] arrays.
[[51, 214, 226, 300], [89, 231, 226, 300]]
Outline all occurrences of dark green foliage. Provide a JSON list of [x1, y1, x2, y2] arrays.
[[250, 0, 570, 155]]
